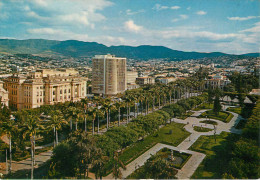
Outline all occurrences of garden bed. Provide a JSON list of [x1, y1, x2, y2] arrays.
[[194, 126, 213, 132], [198, 110, 234, 123]]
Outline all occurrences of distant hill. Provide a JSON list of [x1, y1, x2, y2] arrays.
[[0, 39, 258, 60], [241, 53, 259, 57]]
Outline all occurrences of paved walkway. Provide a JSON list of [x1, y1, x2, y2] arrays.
[[0, 150, 52, 175], [105, 105, 244, 179]]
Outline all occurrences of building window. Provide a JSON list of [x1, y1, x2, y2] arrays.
[[53, 91, 55, 95]]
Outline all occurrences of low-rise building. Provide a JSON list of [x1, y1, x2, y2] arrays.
[[136, 77, 155, 86], [3, 69, 87, 110], [157, 77, 177, 84]]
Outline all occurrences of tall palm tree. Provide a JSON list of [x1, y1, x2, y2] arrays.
[[89, 106, 98, 135], [23, 114, 43, 179], [96, 106, 104, 133], [81, 98, 89, 132], [92, 148, 109, 179], [2, 118, 15, 173], [75, 109, 84, 131], [66, 106, 77, 131], [112, 151, 126, 180], [101, 98, 111, 129], [48, 110, 67, 147], [115, 100, 124, 126]]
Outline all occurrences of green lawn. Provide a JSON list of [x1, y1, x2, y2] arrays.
[[189, 132, 240, 179], [193, 126, 213, 132], [104, 122, 190, 174], [226, 107, 242, 115], [194, 103, 213, 111], [200, 120, 218, 125], [198, 110, 234, 123]]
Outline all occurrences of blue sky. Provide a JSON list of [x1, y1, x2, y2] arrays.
[[0, 0, 259, 54]]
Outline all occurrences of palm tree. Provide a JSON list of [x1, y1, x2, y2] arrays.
[[112, 151, 126, 180], [23, 114, 43, 179], [81, 98, 89, 132], [66, 106, 77, 131], [49, 110, 68, 147], [2, 118, 15, 173], [96, 106, 104, 133], [92, 148, 109, 179], [89, 106, 98, 135], [75, 109, 84, 131], [101, 98, 111, 129], [115, 100, 124, 126]]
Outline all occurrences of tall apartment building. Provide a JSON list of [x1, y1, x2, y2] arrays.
[[3, 69, 87, 110], [92, 54, 126, 96]]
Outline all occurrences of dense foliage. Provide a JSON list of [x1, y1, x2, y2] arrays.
[[223, 100, 260, 179]]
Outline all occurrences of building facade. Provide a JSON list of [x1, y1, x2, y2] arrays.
[[136, 77, 155, 86], [3, 69, 87, 110], [0, 80, 9, 107], [92, 54, 126, 96]]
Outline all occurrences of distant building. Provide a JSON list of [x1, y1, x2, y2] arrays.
[[158, 77, 177, 84], [205, 74, 230, 89], [92, 54, 126, 96], [0, 81, 9, 107], [3, 69, 87, 110], [127, 71, 138, 84], [127, 71, 139, 90], [136, 77, 155, 86]]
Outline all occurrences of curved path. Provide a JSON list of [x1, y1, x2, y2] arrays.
[[105, 106, 244, 179]]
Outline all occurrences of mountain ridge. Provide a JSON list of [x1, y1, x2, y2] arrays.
[[0, 39, 258, 60]]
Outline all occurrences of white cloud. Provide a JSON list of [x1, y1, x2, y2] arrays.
[[187, 7, 191, 10], [27, 28, 89, 41], [153, 4, 168, 11], [31, 0, 48, 7], [171, 6, 180, 10], [126, 9, 145, 15], [124, 20, 143, 33], [239, 21, 260, 43], [196, 11, 207, 15], [172, 14, 188, 22], [153, 4, 180, 11], [228, 16, 260, 21]]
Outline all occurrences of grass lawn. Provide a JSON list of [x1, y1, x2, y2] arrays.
[[104, 122, 190, 174], [198, 110, 234, 123], [177, 111, 193, 120], [193, 126, 213, 132], [200, 120, 218, 125], [189, 132, 240, 179], [194, 103, 213, 111], [226, 107, 242, 115]]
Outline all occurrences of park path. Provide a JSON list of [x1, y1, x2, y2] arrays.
[[0, 150, 52, 175], [104, 105, 244, 179]]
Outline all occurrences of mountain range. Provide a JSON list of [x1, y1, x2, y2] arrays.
[[0, 39, 258, 60]]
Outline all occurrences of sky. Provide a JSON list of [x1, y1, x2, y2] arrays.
[[0, 0, 259, 54]]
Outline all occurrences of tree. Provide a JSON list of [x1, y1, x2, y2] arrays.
[[48, 110, 68, 146], [112, 151, 126, 179], [23, 114, 43, 179], [115, 100, 124, 126], [1, 118, 15, 173], [92, 148, 108, 179], [213, 94, 222, 115], [66, 106, 78, 131]]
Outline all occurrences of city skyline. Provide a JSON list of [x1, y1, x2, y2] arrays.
[[0, 0, 259, 54]]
